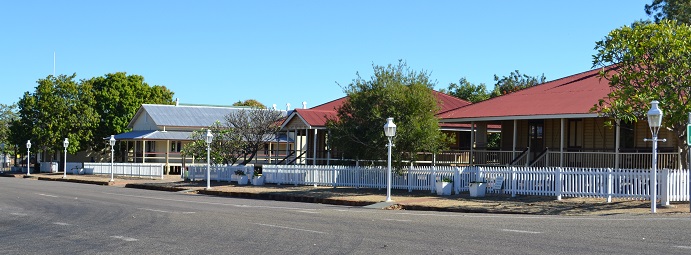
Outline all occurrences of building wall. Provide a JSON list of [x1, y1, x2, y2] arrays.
[[131, 112, 158, 130]]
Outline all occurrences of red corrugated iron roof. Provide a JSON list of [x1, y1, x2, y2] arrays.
[[291, 89, 473, 128], [439, 67, 613, 120], [291, 109, 337, 128]]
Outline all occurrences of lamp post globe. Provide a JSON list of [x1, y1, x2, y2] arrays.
[[63, 138, 69, 178], [109, 135, 116, 182], [205, 129, 213, 190], [383, 117, 397, 202], [26, 140, 31, 176]]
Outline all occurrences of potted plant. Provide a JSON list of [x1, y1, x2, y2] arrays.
[[436, 177, 453, 196], [469, 180, 487, 197], [234, 169, 248, 185], [252, 168, 264, 186]]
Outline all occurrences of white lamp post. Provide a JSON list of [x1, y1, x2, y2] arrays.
[[109, 135, 116, 182], [26, 140, 31, 176], [205, 129, 213, 190], [383, 117, 397, 202], [63, 138, 69, 178], [645, 100, 666, 213], [1, 143, 4, 172]]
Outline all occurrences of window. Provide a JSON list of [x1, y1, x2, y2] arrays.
[[568, 119, 583, 148], [171, 141, 182, 152], [620, 121, 635, 149], [146, 141, 156, 152]]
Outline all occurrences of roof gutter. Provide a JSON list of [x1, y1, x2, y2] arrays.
[[440, 113, 601, 123]]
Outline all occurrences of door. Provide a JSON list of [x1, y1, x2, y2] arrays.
[[529, 120, 544, 159]]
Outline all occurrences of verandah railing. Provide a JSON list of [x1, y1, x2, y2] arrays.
[[260, 165, 689, 202]]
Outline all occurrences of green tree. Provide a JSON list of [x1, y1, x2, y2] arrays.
[[0, 103, 18, 159], [327, 61, 448, 165], [232, 99, 266, 109], [592, 20, 691, 162], [646, 0, 691, 24], [11, 74, 99, 158], [88, 72, 174, 148], [441, 78, 489, 103], [491, 70, 546, 97]]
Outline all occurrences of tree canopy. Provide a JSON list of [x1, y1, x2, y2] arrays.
[[491, 70, 546, 97], [181, 121, 245, 165], [0, 103, 18, 156], [232, 99, 266, 109], [440, 78, 489, 103], [12, 74, 99, 156], [182, 108, 284, 165], [327, 61, 448, 164], [443, 71, 546, 103], [225, 108, 284, 165], [646, 0, 691, 24], [87, 72, 174, 147], [592, 20, 691, 154], [10, 72, 174, 159]]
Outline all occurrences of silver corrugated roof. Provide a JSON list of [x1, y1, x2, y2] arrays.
[[113, 130, 193, 140], [143, 104, 240, 127], [129, 104, 289, 128]]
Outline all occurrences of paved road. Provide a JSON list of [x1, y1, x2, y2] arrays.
[[1, 177, 691, 254]]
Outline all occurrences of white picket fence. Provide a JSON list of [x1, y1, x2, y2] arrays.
[[261, 165, 690, 202], [187, 165, 254, 182], [82, 163, 165, 179]]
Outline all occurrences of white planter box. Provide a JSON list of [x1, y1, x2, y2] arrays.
[[435, 182, 452, 196], [252, 175, 264, 186], [469, 182, 486, 197], [234, 174, 249, 185]]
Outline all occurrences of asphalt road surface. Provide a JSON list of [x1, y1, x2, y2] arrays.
[[1, 177, 691, 255]]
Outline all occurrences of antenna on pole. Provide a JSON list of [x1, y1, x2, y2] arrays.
[[53, 51, 56, 76]]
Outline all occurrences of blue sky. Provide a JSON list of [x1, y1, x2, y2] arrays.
[[1, 0, 651, 109]]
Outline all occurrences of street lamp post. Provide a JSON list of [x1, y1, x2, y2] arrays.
[[109, 135, 116, 182], [1, 143, 5, 172], [205, 129, 213, 190], [63, 138, 69, 178], [645, 100, 666, 213], [383, 117, 397, 202], [26, 140, 31, 176]]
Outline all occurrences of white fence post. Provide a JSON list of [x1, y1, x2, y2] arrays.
[[454, 167, 461, 195], [556, 167, 562, 200], [430, 166, 436, 193], [332, 166, 337, 188], [661, 168, 670, 206], [511, 167, 517, 197], [408, 166, 414, 192], [606, 168, 612, 203]]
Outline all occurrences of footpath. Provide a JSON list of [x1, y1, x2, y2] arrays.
[[2, 172, 690, 216]]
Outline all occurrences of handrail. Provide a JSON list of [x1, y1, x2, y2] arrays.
[[286, 150, 309, 165], [508, 147, 530, 166], [529, 148, 549, 167], [276, 151, 297, 165]]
